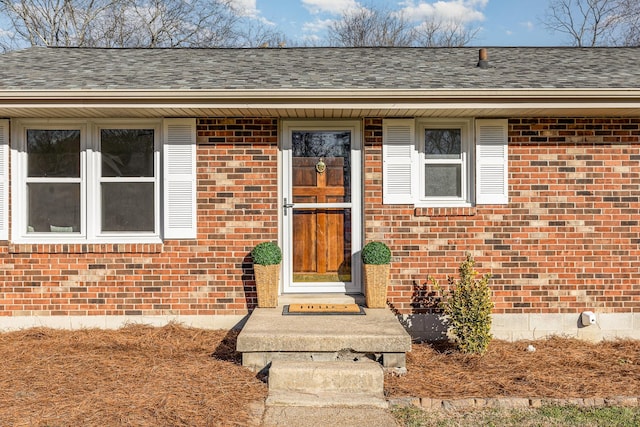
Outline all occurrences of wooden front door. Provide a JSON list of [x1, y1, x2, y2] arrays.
[[282, 122, 361, 293]]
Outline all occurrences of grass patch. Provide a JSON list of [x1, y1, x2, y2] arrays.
[[392, 405, 640, 427]]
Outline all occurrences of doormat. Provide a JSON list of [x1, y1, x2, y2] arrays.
[[283, 303, 365, 315]]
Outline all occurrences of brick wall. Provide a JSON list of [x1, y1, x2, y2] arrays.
[[364, 117, 640, 315], [0, 118, 278, 317], [1, 116, 639, 320]]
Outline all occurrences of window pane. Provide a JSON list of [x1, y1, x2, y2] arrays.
[[102, 183, 154, 232], [425, 129, 461, 159], [425, 164, 462, 197], [27, 130, 80, 177], [292, 131, 351, 203], [28, 183, 80, 232], [101, 129, 154, 177]]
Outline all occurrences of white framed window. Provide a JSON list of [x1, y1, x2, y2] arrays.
[[94, 124, 159, 235], [21, 123, 87, 239], [419, 119, 472, 206], [383, 118, 508, 206], [11, 118, 196, 243]]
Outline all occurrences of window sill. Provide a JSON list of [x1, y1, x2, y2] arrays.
[[8, 242, 164, 254], [414, 207, 477, 217]]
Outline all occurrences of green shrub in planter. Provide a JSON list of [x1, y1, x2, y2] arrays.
[[431, 254, 494, 354], [362, 241, 391, 308], [361, 241, 391, 265], [251, 242, 282, 266]]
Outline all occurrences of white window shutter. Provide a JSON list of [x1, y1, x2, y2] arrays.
[[0, 120, 7, 240], [476, 119, 509, 205], [383, 119, 415, 204], [163, 118, 197, 239]]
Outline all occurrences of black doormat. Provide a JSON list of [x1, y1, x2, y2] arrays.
[[282, 303, 365, 315]]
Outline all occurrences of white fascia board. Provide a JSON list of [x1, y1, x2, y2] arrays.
[[3, 101, 640, 112], [2, 88, 640, 101], [2, 89, 640, 117]]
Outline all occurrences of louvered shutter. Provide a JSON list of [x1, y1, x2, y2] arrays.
[[476, 119, 509, 205], [163, 118, 197, 239], [383, 119, 416, 204], [0, 120, 7, 240]]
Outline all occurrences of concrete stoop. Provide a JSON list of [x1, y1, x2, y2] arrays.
[[236, 303, 412, 374], [266, 360, 388, 409]]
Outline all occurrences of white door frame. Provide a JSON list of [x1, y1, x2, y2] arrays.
[[280, 120, 362, 294]]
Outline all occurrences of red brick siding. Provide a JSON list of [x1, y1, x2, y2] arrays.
[[364, 117, 640, 315], [1, 116, 638, 319], [0, 118, 278, 317]]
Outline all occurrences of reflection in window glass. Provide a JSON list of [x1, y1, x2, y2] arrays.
[[28, 183, 80, 232], [425, 129, 461, 159], [21, 123, 160, 240], [101, 129, 154, 177], [425, 164, 462, 197], [292, 131, 351, 203], [102, 182, 154, 232], [27, 130, 80, 177]]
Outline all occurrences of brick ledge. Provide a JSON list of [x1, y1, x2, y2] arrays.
[[414, 207, 477, 217], [8, 243, 164, 254]]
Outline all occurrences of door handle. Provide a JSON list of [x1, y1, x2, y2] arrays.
[[283, 198, 294, 216]]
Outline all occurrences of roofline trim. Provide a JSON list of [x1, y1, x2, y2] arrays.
[[3, 101, 640, 113], [2, 88, 640, 101]]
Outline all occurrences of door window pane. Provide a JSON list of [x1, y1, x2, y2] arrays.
[[28, 183, 80, 232], [102, 182, 154, 232], [425, 164, 462, 197], [27, 130, 80, 177], [101, 129, 154, 177], [425, 129, 461, 159], [292, 131, 351, 203]]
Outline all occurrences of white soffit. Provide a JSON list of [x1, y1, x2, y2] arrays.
[[2, 89, 640, 118]]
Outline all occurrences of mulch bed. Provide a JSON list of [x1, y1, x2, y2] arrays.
[[0, 324, 267, 426], [0, 324, 638, 426], [386, 337, 640, 399]]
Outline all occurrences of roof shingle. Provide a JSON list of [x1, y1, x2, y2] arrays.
[[1, 46, 640, 91]]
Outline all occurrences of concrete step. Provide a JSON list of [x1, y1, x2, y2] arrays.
[[266, 360, 388, 409], [236, 305, 411, 374]]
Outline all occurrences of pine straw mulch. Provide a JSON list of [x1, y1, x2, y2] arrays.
[[1, 325, 639, 427], [386, 337, 640, 399], [0, 323, 267, 427]]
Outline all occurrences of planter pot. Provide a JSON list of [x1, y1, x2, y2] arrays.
[[253, 264, 280, 308], [363, 263, 390, 308]]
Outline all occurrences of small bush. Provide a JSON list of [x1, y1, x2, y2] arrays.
[[432, 254, 493, 354], [362, 241, 391, 265], [251, 242, 282, 266]]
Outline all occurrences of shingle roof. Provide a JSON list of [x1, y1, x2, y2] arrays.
[[1, 46, 640, 91]]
